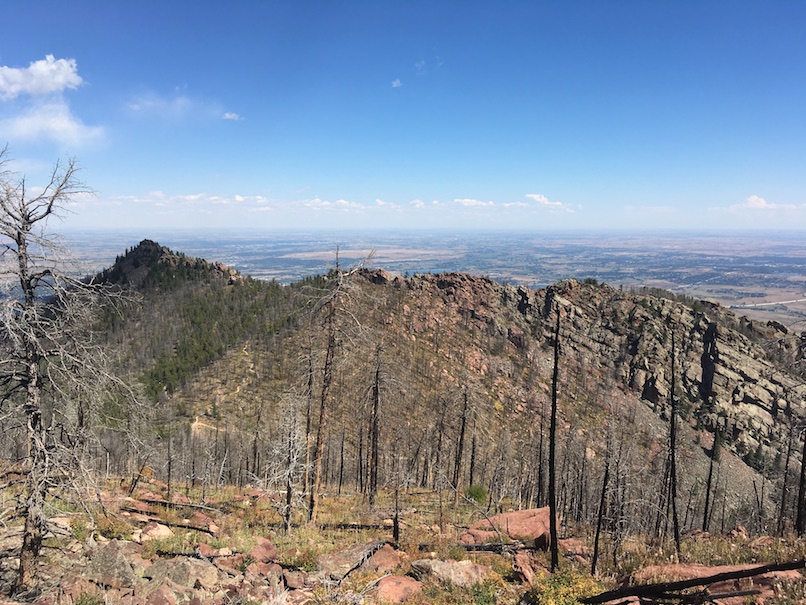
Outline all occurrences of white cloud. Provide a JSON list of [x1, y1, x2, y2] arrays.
[[0, 55, 83, 100], [222, 112, 242, 120], [2, 101, 103, 146], [410, 199, 425, 208], [525, 193, 574, 213], [391, 79, 402, 88], [501, 201, 529, 208], [734, 195, 795, 211], [303, 197, 364, 211], [454, 198, 494, 207]]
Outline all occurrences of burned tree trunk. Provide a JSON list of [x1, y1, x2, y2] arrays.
[[549, 305, 561, 571]]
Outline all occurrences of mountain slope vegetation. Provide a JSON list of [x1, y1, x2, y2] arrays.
[[88, 240, 806, 542]]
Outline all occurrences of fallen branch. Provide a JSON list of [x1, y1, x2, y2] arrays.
[[337, 540, 389, 586], [120, 508, 216, 536], [418, 541, 526, 553], [320, 522, 390, 531], [582, 559, 806, 604], [139, 498, 221, 514]]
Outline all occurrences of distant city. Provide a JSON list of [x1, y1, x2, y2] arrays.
[[65, 229, 806, 328]]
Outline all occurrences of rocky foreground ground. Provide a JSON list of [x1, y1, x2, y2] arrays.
[[0, 483, 803, 604]]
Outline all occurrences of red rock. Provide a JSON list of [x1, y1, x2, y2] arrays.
[[558, 537, 590, 556], [630, 563, 803, 605], [461, 507, 554, 548], [283, 569, 308, 590], [124, 497, 152, 513], [215, 553, 246, 574], [375, 575, 423, 602], [170, 493, 191, 504], [514, 551, 536, 586], [196, 542, 217, 558], [411, 559, 493, 588], [246, 561, 282, 577], [362, 544, 403, 573], [248, 537, 278, 563]]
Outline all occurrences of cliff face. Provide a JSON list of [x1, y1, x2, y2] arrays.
[[383, 271, 805, 459]]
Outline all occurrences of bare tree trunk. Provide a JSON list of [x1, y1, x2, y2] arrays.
[[18, 359, 46, 594], [591, 449, 610, 576], [309, 295, 336, 523], [368, 346, 381, 507], [777, 424, 795, 536], [795, 429, 806, 536], [669, 331, 681, 556], [303, 340, 314, 502], [549, 306, 561, 572], [453, 388, 469, 506]]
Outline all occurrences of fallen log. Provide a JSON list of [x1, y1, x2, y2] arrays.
[[582, 559, 806, 604], [418, 541, 526, 553], [119, 508, 216, 536], [320, 522, 391, 531], [139, 498, 221, 514]]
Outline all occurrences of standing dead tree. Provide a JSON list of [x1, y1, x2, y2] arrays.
[[306, 252, 369, 522], [0, 149, 134, 594], [549, 304, 561, 571]]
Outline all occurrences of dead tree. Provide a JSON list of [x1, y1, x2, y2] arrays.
[[307, 252, 367, 522], [368, 345, 381, 507], [549, 304, 561, 571], [0, 148, 134, 594], [669, 330, 681, 555]]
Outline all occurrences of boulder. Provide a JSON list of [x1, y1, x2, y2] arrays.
[[248, 536, 278, 563], [375, 575, 423, 602], [630, 563, 804, 605], [460, 507, 553, 548], [144, 556, 220, 590], [140, 522, 175, 542], [361, 544, 404, 573], [410, 559, 492, 587], [85, 540, 138, 589], [317, 541, 386, 581]]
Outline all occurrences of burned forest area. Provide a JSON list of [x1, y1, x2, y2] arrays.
[[2, 237, 806, 605]]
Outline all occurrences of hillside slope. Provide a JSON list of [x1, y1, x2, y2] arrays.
[[97, 243, 805, 537]]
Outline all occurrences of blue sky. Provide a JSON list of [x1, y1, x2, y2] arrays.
[[2, 1, 805, 232]]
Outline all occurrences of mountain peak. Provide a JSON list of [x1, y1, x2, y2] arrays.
[[98, 239, 240, 290]]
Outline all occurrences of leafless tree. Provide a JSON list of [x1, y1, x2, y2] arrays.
[[306, 251, 369, 522], [0, 148, 134, 594]]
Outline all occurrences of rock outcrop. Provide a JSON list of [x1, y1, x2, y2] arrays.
[[380, 271, 806, 460]]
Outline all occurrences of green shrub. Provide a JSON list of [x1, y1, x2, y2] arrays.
[[465, 484, 488, 506], [525, 569, 602, 605]]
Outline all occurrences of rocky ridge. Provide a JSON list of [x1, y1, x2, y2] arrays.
[[366, 269, 806, 460]]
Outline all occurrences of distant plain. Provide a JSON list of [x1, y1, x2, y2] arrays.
[[65, 229, 806, 329]]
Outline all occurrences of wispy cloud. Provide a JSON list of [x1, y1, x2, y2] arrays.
[[391, 78, 402, 88], [302, 197, 364, 211], [525, 193, 574, 212], [126, 92, 195, 118], [0, 55, 83, 100], [126, 89, 235, 122], [454, 198, 494, 207], [1, 100, 103, 146], [731, 195, 796, 211]]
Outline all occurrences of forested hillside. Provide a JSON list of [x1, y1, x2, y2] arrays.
[[3, 237, 806, 602], [86, 241, 806, 541]]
